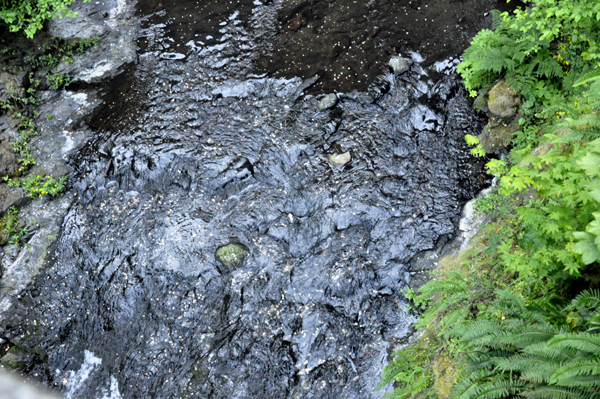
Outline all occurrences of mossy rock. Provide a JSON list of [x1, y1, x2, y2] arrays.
[[477, 113, 521, 154], [215, 243, 248, 269], [432, 355, 460, 399], [0, 346, 35, 371], [487, 80, 520, 121], [328, 151, 351, 166]]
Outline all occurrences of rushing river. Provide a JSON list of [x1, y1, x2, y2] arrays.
[[1, 0, 516, 397]]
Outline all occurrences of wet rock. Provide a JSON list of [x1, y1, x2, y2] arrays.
[[328, 151, 351, 166], [0, 346, 35, 371], [411, 250, 439, 272], [317, 93, 338, 111], [388, 55, 413, 75], [0, 142, 18, 179], [49, 0, 138, 84], [345, 89, 376, 104], [215, 243, 248, 269]]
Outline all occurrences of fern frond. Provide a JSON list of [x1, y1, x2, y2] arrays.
[[493, 289, 528, 316], [524, 342, 577, 363], [524, 385, 594, 399], [546, 332, 600, 354], [456, 375, 525, 399], [573, 68, 600, 87], [550, 360, 600, 385], [565, 289, 600, 312], [520, 362, 558, 383], [495, 324, 559, 348], [450, 370, 500, 399], [505, 73, 535, 95]]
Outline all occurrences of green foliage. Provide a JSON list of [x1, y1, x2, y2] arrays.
[[465, 134, 487, 157], [46, 72, 70, 89], [457, 0, 600, 104], [0, 0, 91, 38], [21, 175, 67, 198], [0, 206, 28, 246]]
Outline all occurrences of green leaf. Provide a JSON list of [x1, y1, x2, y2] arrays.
[[572, 232, 600, 265], [465, 134, 480, 146]]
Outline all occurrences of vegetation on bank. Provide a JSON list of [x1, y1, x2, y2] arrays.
[[380, 1, 600, 398], [0, 0, 89, 38], [0, 1, 97, 247]]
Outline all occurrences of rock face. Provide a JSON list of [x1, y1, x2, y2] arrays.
[[477, 80, 521, 154], [215, 243, 248, 269], [0, 72, 26, 102], [316, 93, 338, 111], [388, 55, 413, 75], [0, 184, 23, 215], [0, 141, 18, 179]]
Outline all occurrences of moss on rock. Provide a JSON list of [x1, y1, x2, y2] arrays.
[[215, 243, 247, 269], [487, 80, 519, 120]]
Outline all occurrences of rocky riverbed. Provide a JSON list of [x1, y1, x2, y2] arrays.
[[0, 0, 518, 398]]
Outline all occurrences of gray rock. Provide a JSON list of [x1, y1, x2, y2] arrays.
[[345, 90, 375, 104], [411, 250, 439, 272], [317, 93, 338, 111], [215, 243, 248, 269], [49, 0, 138, 84], [328, 151, 351, 166], [0, 184, 23, 214], [388, 56, 413, 75], [0, 141, 18, 179]]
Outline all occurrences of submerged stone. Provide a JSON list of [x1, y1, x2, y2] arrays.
[[328, 151, 351, 166], [215, 243, 247, 268], [388, 55, 413, 75], [317, 93, 338, 111]]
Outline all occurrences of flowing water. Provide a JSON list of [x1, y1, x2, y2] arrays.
[[1, 0, 515, 397]]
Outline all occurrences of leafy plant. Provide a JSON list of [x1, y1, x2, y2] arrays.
[[21, 175, 67, 198], [0, 0, 91, 38], [46, 72, 70, 89], [0, 206, 28, 246]]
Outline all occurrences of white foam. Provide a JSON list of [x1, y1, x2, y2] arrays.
[[100, 376, 123, 399], [66, 350, 102, 399]]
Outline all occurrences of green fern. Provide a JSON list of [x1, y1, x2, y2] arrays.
[[573, 68, 600, 87], [546, 333, 600, 354]]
